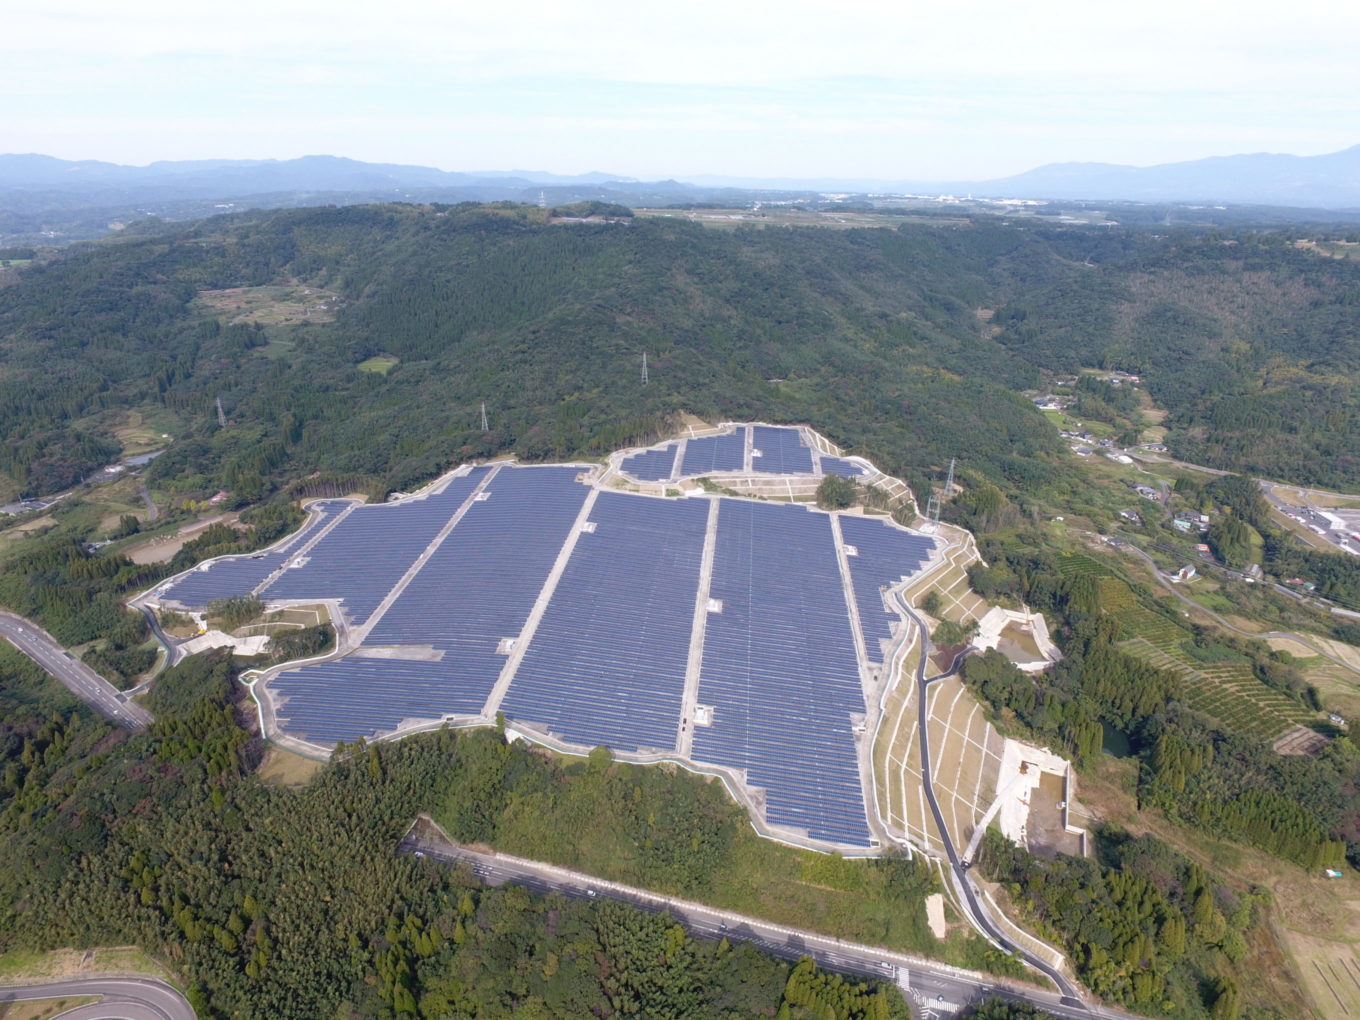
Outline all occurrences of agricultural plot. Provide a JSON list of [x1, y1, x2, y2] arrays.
[[1057, 557, 1318, 743]]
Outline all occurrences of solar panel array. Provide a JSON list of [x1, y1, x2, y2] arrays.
[[839, 515, 936, 664], [680, 429, 747, 475], [751, 426, 815, 475], [262, 467, 491, 625], [271, 466, 590, 742], [693, 499, 872, 845], [820, 456, 866, 478], [161, 499, 350, 606], [502, 492, 708, 751], [270, 657, 470, 743], [150, 431, 948, 848], [620, 444, 678, 482]]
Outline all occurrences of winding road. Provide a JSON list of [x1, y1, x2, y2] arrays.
[[0, 612, 152, 729], [892, 591, 1086, 1005], [0, 977, 193, 1019], [399, 831, 1136, 1020]]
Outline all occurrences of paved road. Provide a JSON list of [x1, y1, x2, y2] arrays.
[[891, 593, 1086, 1006], [0, 612, 152, 729], [400, 835, 1138, 1020], [0, 977, 193, 1019]]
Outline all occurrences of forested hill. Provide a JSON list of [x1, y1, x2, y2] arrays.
[[2, 203, 1359, 505], [0, 203, 1064, 503], [992, 232, 1360, 489]]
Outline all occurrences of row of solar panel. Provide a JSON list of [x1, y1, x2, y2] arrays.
[[619, 444, 679, 482], [621, 426, 867, 484], [161, 459, 933, 846], [261, 467, 494, 626], [501, 491, 710, 753], [273, 466, 591, 735], [159, 499, 352, 606], [693, 499, 872, 844], [680, 429, 747, 475], [751, 425, 814, 474], [839, 515, 936, 664]]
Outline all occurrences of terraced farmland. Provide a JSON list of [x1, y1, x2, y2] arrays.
[[1058, 555, 1316, 743]]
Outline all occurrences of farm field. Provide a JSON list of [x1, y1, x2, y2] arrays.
[[1057, 555, 1318, 742]]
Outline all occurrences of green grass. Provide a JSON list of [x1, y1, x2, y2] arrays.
[[432, 752, 1007, 970], [357, 355, 399, 375]]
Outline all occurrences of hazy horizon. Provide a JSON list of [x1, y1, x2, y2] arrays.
[[7, 0, 1359, 181]]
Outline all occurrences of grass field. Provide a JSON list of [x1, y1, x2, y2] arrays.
[[357, 355, 400, 375], [257, 745, 326, 788], [0, 947, 178, 987], [109, 408, 177, 457], [0, 995, 100, 1019]]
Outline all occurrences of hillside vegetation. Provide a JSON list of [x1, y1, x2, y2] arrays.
[[0, 203, 1069, 506], [993, 232, 1360, 488]]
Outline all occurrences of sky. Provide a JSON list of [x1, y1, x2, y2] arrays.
[[6, 0, 1359, 181]]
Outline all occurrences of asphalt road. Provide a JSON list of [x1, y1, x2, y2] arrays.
[[0, 611, 152, 729], [400, 836, 1140, 1020], [891, 592, 1086, 1006], [0, 977, 194, 1020]]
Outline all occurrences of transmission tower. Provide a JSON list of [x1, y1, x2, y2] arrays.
[[480, 402, 489, 432], [537, 190, 547, 209], [215, 396, 226, 428], [925, 457, 956, 528], [641, 352, 649, 385]]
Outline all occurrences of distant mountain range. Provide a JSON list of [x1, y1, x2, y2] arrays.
[[685, 146, 1360, 209], [1, 145, 1357, 246], [0, 153, 636, 194]]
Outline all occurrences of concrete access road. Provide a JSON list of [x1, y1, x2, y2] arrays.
[[0, 976, 194, 1020], [0, 611, 152, 729], [400, 835, 1139, 1020]]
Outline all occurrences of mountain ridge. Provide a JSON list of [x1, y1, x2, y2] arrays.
[[4, 144, 1359, 209]]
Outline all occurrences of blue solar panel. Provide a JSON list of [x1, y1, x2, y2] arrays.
[[693, 499, 871, 845], [621, 444, 678, 482], [272, 466, 590, 742], [502, 492, 708, 752], [751, 426, 814, 475], [270, 658, 470, 742], [820, 456, 865, 478], [161, 499, 352, 607], [839, 516, 936, 664], [680, 430, 746, 475], [262, 468, 490, 625]]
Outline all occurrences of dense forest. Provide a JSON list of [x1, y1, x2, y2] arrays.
[[0, 649, 911, 1019], [992, 232, 1360, 488], [4, 205, 1357, 507], [0, 203, 1071, 506], [981, 830, 1255, 1019]]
